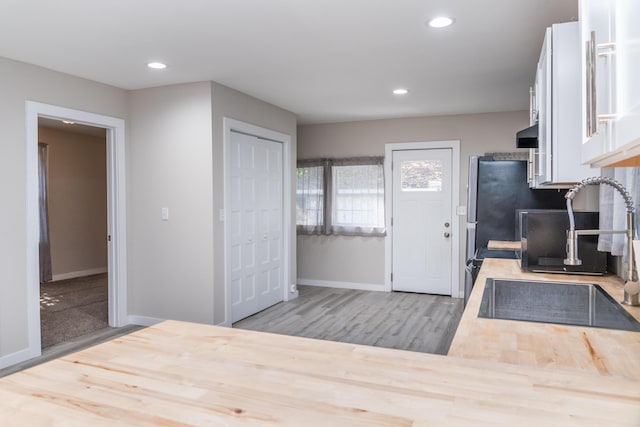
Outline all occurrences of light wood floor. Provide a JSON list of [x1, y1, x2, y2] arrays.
[[234, 285, 463, 355]]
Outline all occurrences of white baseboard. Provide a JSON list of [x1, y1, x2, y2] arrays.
[[127, 315, 165, 327], [51, 267, 108, 282], [0, 347, 36, 370], [297, 278, 386, 292]]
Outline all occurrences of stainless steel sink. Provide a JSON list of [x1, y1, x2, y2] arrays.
[[478, 278, 640, 332]]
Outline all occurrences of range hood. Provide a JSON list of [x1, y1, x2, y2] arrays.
[[516, 123, 538, 148]]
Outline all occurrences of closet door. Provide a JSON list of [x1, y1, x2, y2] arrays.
[[229, 131, 284, 323]]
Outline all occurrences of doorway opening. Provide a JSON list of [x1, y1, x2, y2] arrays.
[[38, 118, 109, 349], [26, 101, 128, 362], [384, 140, 461, 297]]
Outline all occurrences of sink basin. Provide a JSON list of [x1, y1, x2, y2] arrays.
[[478, 278, 640, 332]]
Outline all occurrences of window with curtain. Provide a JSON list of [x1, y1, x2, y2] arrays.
[[296, 157, 385, 236]]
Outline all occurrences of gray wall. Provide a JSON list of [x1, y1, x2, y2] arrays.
[[0, 56, 127, 360], [127, 81, 297, 326], [39, 127, 108, 279], [128, 82, 215, 324], [296, 111, 581, 293], [0, 55, 296, 365], [210, 82, 298, 324]]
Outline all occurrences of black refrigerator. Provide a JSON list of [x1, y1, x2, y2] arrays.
[[464, 156, 567, 305]]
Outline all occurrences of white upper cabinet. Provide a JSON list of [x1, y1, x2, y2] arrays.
[[581, 0, 640, 167], [532, 22, 596, 188]]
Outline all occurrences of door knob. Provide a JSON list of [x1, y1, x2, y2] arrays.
[[444, 232, 450, 238]]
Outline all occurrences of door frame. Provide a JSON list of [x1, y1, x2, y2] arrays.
[[26, 101, 128, 360], [222, 118, 293, 326], [384, 140, 461, 297]]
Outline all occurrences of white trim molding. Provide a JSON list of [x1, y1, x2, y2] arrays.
[[222, 118, 294, 327], [297, 278, 386, 292], [51, 267, 108, 282], [25, 101, 128, 364], [127, 315, 164, 327], [384, 140, 462, 298], [0, 348, 34, 370]]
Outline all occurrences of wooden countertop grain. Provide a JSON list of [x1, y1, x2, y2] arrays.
[[449, 258, 640, 381], [0, 320, 638, 425], [487, 240, 521, 250]]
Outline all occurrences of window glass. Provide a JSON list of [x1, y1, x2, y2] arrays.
[[296, 166, 324, 232], [332, 164, 384, 230], [401, 160, 442, 192]]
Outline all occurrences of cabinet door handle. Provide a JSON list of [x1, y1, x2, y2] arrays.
[[586, 31, 617, 138], [597, 41, 617, 125], [586, 31, 598, 137]]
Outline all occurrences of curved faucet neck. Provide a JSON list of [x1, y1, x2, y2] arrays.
[[565, 176, 635, 215]]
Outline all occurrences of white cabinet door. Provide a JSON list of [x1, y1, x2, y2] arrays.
[[535, 28, 552, 186], [613, 0, 640, 153], [581, 0, 616, 164], [551, 22, 593, 183], [533, 22, 595, 188], [581, 0, 640, 166]]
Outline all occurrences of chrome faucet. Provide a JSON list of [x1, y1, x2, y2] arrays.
[[564, 176, 639, 306]]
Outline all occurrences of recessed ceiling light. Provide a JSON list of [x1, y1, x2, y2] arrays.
[[428, 16, 454, 28], [147, 62, 167, 69], [61, 120, 75, 125], [393, 88, 409, 95]]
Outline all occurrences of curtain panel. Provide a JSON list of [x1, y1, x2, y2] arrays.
[[598, 167, 640, 264], [296, 159, 327, 235], [38, 143, 53, 282]]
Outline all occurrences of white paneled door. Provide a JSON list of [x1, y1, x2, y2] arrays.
[[229, 131, 284, 323], [392, 149, 452, 295]]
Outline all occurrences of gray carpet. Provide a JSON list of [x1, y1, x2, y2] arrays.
[[40, 273, 108, 349]]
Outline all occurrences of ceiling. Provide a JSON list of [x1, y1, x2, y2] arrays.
[[39, 117, 107, 137], [0, 0, 578, 124]]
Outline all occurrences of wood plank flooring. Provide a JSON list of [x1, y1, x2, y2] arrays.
[[234, 285, 463, 355]]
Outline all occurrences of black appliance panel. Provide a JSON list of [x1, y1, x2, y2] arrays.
[[474, 157, 566, 251], [520, 211, 607, 274]]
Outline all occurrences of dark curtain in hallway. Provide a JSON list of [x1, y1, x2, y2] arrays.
[[38, 143, 52, 282]]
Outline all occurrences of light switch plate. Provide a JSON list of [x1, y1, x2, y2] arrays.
[[161, 207, 169, 221]]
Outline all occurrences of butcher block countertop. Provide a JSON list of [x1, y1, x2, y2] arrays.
[[487, 240, 521, 251], [1, 320, 639, 426], [449, 258, 640, 382]]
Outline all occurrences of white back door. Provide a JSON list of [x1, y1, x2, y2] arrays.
[[229, 131, 284, 322], [392, 148, 452, 295]]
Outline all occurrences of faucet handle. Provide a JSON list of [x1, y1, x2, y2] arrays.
[[564, 230, 582, 266]]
